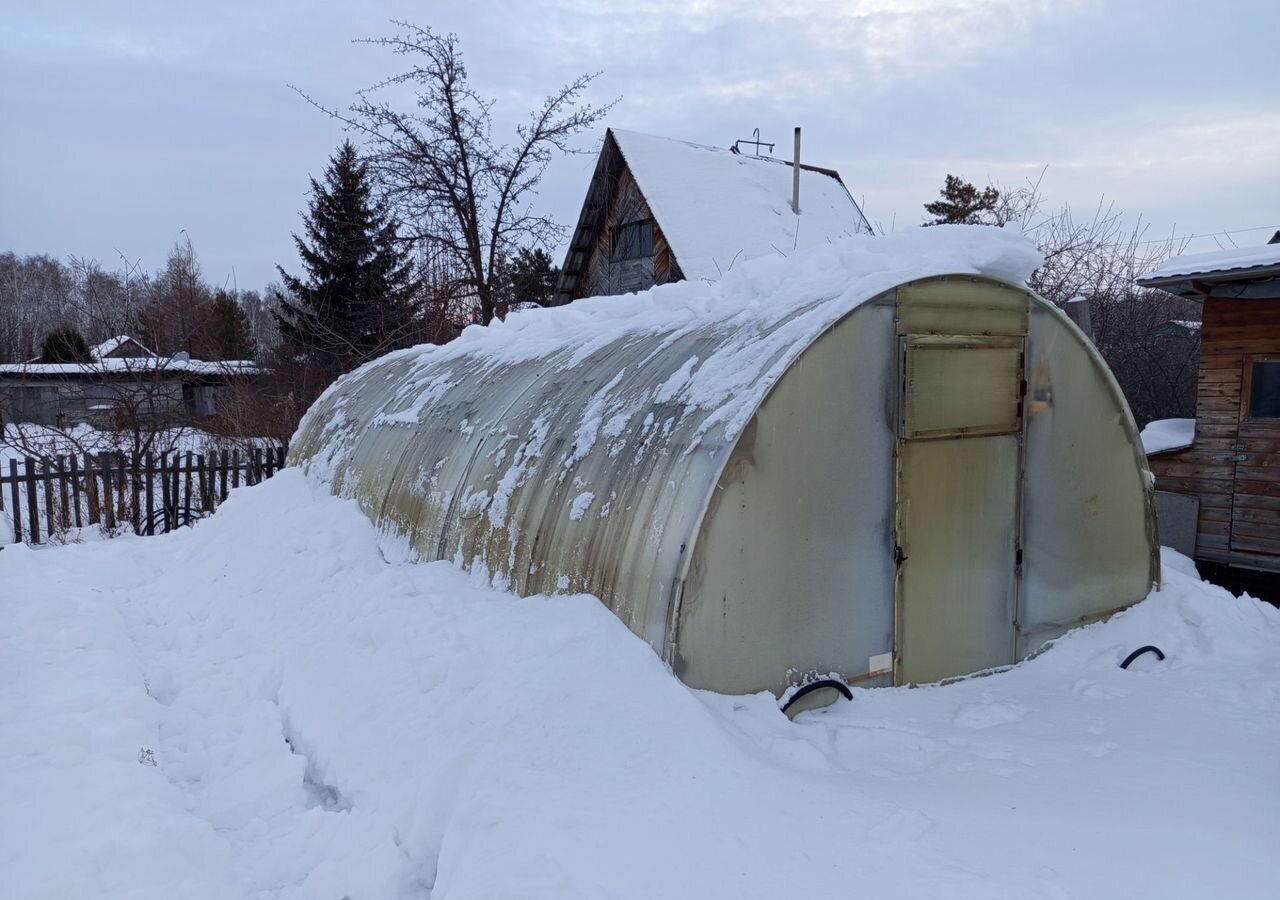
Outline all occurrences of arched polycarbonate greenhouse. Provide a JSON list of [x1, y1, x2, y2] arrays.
[[291, 228, 1159, 697]]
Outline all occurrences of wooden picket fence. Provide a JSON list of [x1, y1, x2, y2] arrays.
[[1, 444, 288, 545]]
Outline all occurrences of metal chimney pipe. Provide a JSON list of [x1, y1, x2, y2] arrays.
[[791, 127, 801, 215]]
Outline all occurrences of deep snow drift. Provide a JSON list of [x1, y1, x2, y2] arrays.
[[2, 471, 1278, 899]]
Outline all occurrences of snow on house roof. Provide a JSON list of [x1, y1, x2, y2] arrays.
[[0, 358, 261, 378], [608, 129, 873, 282], [1140, 242, 1280, 285], [91, 335, 154, 359], [1140, 417, 1195, 455]]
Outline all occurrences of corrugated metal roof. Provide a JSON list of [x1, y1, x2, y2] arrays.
[[0, 359, 260, 377], [1140, 242, 1280, 283]]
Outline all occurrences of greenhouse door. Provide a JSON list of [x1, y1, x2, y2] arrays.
[[895, 334, 1023, 685]]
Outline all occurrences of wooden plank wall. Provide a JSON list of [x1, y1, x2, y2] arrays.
[[1149, 297, 1280, 568], [576, 166, 677, 301]]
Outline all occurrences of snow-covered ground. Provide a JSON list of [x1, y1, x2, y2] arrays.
[[1, 423, 270, 464], [2, 470, 1277, 899]]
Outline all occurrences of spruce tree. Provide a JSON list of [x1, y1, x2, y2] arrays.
[[39, 326, 93, 364], [274, 141, 418, 375], [924, 174, 1001, 226], [507, 247, 560, 308], [208, 291, 256, 360]]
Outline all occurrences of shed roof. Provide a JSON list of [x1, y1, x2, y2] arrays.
[[1138, 238, 1280, 298]]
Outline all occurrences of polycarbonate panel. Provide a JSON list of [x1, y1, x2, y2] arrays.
[[1018, 302, 1160, 653], [676, 300, 897, 695], [896, 277, 1029, 336], [903, 336, 1022, 439], [897, 435, 1019, 684]]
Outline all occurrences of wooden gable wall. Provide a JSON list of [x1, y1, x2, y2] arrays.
[[572, 158, 681, 301], [1149, 297, 1280, 570]]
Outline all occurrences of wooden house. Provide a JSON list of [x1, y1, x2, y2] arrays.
[[0, 336, 261, 429], [555, 129, 872, 303], [1137, 234, 1280, 576]]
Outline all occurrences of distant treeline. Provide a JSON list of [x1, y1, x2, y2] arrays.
[[0, 241, 272, 365]]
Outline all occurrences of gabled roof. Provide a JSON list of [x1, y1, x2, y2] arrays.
[[1138, 238, 1280, 299], [557, 129, 873, 301], [92, 335, 155, 360]]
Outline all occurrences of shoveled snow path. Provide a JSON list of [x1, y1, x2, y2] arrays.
[[2, 470, 1278, 899]]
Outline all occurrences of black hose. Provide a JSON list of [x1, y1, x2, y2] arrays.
[[781, 678, 853, 714], [1119, 645, 1165, 669]]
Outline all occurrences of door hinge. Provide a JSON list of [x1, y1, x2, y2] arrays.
[[894, 545, 908, 566]]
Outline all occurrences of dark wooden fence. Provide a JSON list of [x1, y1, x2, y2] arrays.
[[1, 444, 288, 545]]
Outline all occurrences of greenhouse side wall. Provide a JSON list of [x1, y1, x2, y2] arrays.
[[674, 298, 898, 695], [1018, 299, 1161, 654]]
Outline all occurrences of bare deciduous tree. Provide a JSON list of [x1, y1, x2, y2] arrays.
[[989, 172, 1198, 425], [292, 21, 614, 324]]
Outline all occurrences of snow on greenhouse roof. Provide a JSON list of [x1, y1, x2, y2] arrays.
[[301, 226, 1042, 480], [609, 129, 873, 282]]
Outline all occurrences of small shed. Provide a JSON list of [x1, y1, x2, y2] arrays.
[[555, 128, 873, 303], [1138, 235, 1280, 575], [292, 228, 1158, 695]]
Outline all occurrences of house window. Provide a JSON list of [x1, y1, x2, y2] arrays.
[[610, 220, 655, 262], [1249, 360, 1280, 419]]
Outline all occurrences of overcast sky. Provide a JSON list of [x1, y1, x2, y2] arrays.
[[3, 0, 1277, 290]]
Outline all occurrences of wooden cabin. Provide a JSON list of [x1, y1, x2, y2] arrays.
[[555, 129, 872, 304], [1137, 234, 1280, 577]]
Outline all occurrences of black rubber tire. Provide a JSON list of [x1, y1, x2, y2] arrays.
[[781, 678, 853, 714], [1120, 645, 1166, 670]]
